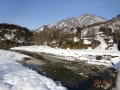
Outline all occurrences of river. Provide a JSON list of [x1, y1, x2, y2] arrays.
[[14, 50, 117, 90]]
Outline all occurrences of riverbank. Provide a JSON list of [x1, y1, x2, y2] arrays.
[[11, 45, 120, 68], [0, 49, 66, 90]]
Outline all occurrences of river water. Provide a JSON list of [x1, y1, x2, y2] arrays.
[[16, 51, 117, 90]]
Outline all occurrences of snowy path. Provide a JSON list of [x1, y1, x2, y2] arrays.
[[0, 50, 66, 90]]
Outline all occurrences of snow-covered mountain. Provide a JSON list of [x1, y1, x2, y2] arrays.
[[33, 14, 120, 50], [37, 14, 107, 32], [81, 15, 120, 38]]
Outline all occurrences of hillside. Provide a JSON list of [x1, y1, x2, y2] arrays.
[[34, 14, 120, 50], [0, 23, 33, 49]]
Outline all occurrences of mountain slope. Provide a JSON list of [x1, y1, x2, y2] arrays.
[[33, 14, 120, 49], [81, 14, 120, 38], [37, 14, 107, 32]]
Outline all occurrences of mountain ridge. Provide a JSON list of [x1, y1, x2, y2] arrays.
[[37, 14, 107, 32]]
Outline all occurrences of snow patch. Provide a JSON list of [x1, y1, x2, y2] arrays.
[[0, 50, 67, 90], [95, 35, 108, 50], [4, 33, 15, 40]]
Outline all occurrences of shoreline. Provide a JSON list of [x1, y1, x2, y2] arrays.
[[11, 45, 120, 68]]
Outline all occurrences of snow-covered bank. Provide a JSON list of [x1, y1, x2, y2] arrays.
[[12, 45, 120, 68], [0, 50, 67, 90]]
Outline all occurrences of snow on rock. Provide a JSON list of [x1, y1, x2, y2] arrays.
[[0, 50, 67, 90], [83, 39, 92, 45], [4, 33, 15, 40], [73, 37, 79, 42], [111, 44, 119, 51]]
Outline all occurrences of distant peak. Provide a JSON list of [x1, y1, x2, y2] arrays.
[[82, 13, 93, 16], [80, 13, 107, 20], [81, 13, 95, 17]]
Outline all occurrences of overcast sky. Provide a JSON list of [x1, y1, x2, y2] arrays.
[[0, 0, 120, 29]]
